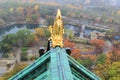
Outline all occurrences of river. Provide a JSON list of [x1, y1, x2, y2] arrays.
[[0, 24, 40, 41]]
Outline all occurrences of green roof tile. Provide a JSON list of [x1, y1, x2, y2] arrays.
[[9, 47, 101, 80]]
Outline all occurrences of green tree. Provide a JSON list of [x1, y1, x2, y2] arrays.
[[0, 29, 34, 52], [0, 34, 17, 52], [21, 47, 28, 61], [16, 29, 34, 47], [0, 42, 11, 52], [96, 54, 106, 65], [2, 34, 18, 46], [83, 58, 93, 68], [78, 58, 93, 68]]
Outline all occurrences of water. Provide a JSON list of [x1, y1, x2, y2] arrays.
[[0, 24, 40, 41], [65, 24, 98, 37]]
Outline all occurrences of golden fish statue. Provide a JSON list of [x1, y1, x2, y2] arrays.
[[49, 9, 64, 48]]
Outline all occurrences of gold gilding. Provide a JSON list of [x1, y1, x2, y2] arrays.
[[49, 9, 64, 48]]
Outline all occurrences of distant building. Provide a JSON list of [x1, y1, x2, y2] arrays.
[[91, 31, 105, 40], [90, 31, 98, 40]]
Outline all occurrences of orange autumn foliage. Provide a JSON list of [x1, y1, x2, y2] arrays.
[[64, 39, 81, 59], [107, 43, 120, 62], [64, 39, 75, 48], [90, 39, 105, 54], [90, 39, 105, 46], [71, 48, 81, 59]]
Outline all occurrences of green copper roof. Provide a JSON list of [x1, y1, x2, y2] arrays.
[[50, 47, 73, 80], [9, 47, 101, 80]]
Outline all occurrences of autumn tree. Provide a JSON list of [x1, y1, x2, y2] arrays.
[[108, 42, 120, 62], [33, 28, 45, 42], [93, 63, 108, 80], [90, 39, 105, 54], [107, 62, 120, 80], [64, 39, 81, 59], [64, 39, 75, 48], [93, 61, 120, 80], [71, 48, 81, 60]]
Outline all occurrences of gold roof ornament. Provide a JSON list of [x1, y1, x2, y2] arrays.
[[49, 9, 64, 48]]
